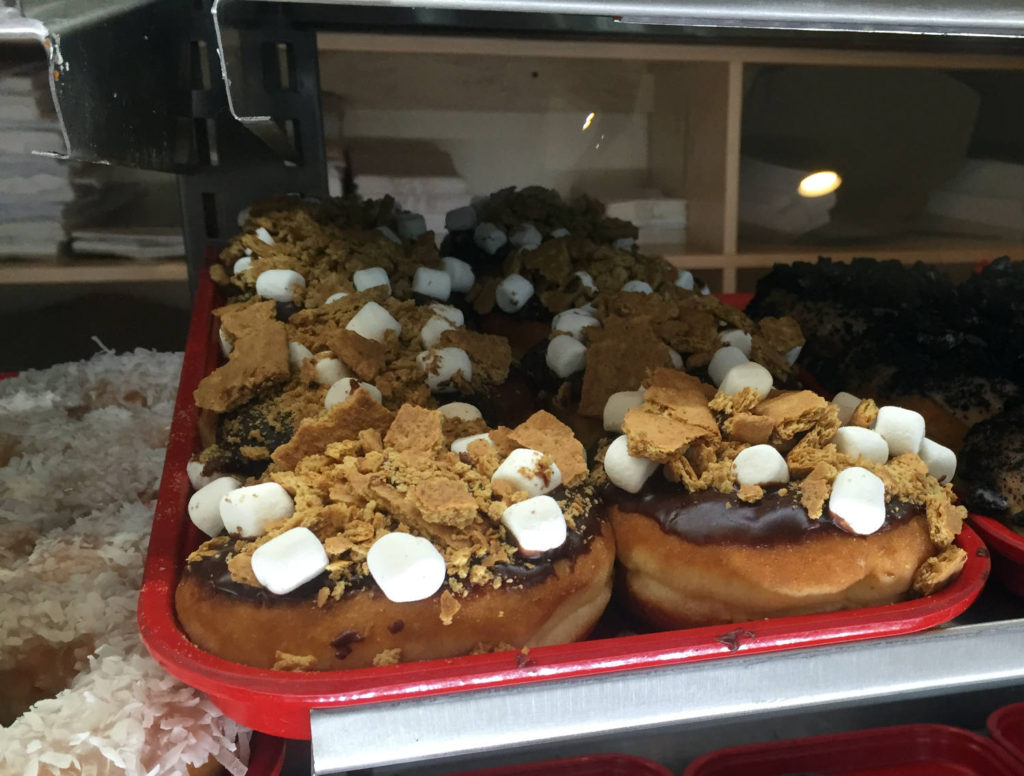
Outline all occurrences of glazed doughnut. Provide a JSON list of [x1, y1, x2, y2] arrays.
[[177, 400, 615, 670], [600, 368, 967, 629]]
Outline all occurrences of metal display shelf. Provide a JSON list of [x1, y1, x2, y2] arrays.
[[311, 597, 1024, 774]]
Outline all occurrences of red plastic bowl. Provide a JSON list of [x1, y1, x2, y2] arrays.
[[138, 270, 991, 740], [447, 754, 672, 776], [682, 723, 1022, 775], [968, 513, 1024, 598], [987, 702, 1024, 765]]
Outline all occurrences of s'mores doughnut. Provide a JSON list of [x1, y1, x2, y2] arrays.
[[176, 402, 614, 670], [600, 368, 967, 629]]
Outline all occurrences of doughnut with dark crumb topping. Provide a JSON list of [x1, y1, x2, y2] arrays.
[[177, 402, 615, 670], [956, 402, 1024, 535], [600, 368, 967, 629]]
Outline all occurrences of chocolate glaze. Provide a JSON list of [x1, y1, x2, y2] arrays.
[[184, 486, 605, 602], [330, 629, 364, 660], [603, 473, 922, 546]]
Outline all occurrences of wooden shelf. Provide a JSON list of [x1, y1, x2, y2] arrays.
[[0, 259, 188, 285]]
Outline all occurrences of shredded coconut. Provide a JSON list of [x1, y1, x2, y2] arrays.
[[0, 350, 251, 776]]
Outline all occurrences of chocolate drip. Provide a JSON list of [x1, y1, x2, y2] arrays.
[[603, 473, 921, 546], [330, 630, 364, 660]]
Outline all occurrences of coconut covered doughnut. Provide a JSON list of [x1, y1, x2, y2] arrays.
[[177, 398, 615, 670], [599, 368, 967, 630]]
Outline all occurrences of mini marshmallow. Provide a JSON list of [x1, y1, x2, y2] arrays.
[[492, 448, 562, 497], [546, 335, 587, 379], [574, 270, 597, 293], [438, 402, 483, 422], [218, 327, 233, 357], [236, 206, 250, 227], [501, 495, 567, 555], [451, 432, 496, 456], [188, 476, 240, 537], [834, 426, 889, 464], [186, 460, 215, 490], [719, 361, 773, 399], [346, 301, 402, 342], [603, 390, 645, 432], [604, 434, 659, 494], [430, 303, 465, 327], [621, 279, 654, 294], [700, 286, 711, 296], [829, 466, 886, 535], [731, 444, 789, 487], [675, 269, 695, 290], [668, 349, 683, 369], [474, 222, 508, 255], [708, 345, 750, 386], [420, 315, 455, 348], [396, 212, 427, 241], [495, 273, 535, 313], [352, 266, 391, 294], [441, 256, 475, 293], [918, 437, 957, 484], [255, 226, 274, 245], [445, 205, 477, 232], [376, 225, 401, 244], [255, 269, 305, 303], [786, 344, 803, 366], [232, 256, 253, 275], [509, 223, 542, 251], [613, 237, 635, 251], [550, 227, 571, 238], [874, 406, 926, 457], [417, 347, 473, 392], [367, 532, 447, 603], [551, 309, 600, 340], [325, 377, 382, 408], [251, 526, 329, 595], [220, 482, 295, 538], [287, 341, 313, 370], [324, 291, 349, 305], [412, 267, 452, 301], [718, 329, 752, 357], [831, 392, 862, 425], [314, 357, 353, 385]]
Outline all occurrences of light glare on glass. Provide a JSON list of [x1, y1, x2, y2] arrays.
[[798, 170, 841, 197], [581, 112, 595, 131]]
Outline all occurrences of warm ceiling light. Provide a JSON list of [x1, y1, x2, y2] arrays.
[[581, 112, 595, 131], [798, 170, 842, 197]]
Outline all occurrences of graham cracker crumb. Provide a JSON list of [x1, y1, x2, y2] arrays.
[[723, 413, 775, 444], [799, 462, 837, 520], [372, 648, 402, 666], [849, 398, 879, 428], [753, 390, 834, 440], [440, 589, 461, 625], [273, 651, 318, 671], [912, 546, 968, 595], [226, 552, 260, 586], [737, 483, 764, 503]]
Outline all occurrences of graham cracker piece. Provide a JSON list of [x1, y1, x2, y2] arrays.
[[439, 329, 512, 385], [756, 316, 805, 354], [439, 589, 462, 625], [465, 437, 501, 477], [787, 442, 846, 478], [724, 413, 775, 445], [578, 316, 671, 417], [654, 309, 719, 355], [413, 477, 479, 528], [194, 312, 290, 413], [623, 407, 714, 463], [508, 410, 588, 486], [645, 368, 720, 438], [384, 404, 444, 454], [709, 388, 762, 416], [215, 299, 277, 338], [912, 545, 968, 595], [737, 483, 765, 503], [925, 491, 966, 548], [800, 461, 837, 520], [849, 398, 879, 428], [226, 552, 260, 586], [325, 328, 394, 381], [271, 389, 395, 470], [753, 390, 833, 440]]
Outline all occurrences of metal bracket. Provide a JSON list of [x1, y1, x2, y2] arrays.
[[3, 0, 193, 169]]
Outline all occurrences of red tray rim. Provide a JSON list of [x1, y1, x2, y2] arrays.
[[968, 513, 1024, 564], [137, 270, 990, 739], [680, 722, 1022, 774], [449, 753, 674, 776], [987, 702, 1024, 764]]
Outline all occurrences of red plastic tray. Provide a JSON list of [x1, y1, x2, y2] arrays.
[[682, 723, 1022, 775], [246, 733, 286, 776], [447, 754, 672, 776], [988, 703, 1024, 765], [138, 270, 991, 740], [969, 514, 1024, 598]]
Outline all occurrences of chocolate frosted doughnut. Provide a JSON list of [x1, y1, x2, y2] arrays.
[[956, 403, 1024, 533]]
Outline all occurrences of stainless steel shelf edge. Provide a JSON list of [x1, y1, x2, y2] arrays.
[[311, 619, 1024, 773], [243, 0, 1024, 38], [2, 0, 193, 170]]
